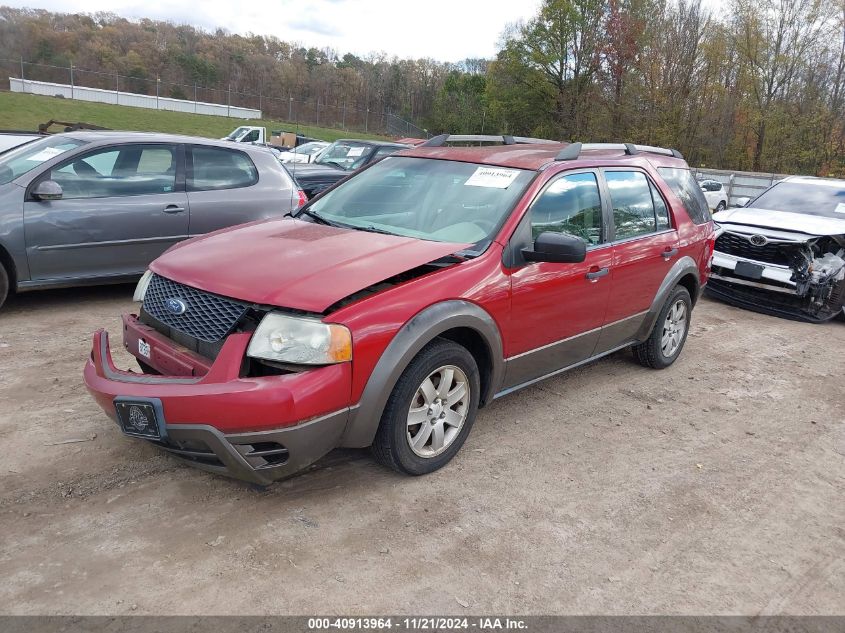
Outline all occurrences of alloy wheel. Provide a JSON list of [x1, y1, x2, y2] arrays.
[[406, 365, 470, 458], [661, 300, 687, 358]]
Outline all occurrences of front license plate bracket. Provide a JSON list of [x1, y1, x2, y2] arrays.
[[114, 397, 167, 440], [734, 260, 765, 280]]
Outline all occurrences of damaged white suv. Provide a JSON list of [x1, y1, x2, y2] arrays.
[[709, 176, 845, 322]]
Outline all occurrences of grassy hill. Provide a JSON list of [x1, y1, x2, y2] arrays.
[[0, 91, 389, 142]]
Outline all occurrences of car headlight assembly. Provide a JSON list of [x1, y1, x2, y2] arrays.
[[133, 270, 153, 302], [247, 312, 352, 365]]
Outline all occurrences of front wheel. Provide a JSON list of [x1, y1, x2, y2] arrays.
[[371, 339, 480, 475], [715, 201, 726, 212], [632, 286, 692, 369]]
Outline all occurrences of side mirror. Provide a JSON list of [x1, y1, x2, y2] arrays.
[[522, 232, 587, 264], [734, 197, 750, 208], [32, 180, 63, 201]]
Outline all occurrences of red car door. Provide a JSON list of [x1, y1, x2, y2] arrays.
[[504, 171, 613, 390], [594, 168, 680, 354]]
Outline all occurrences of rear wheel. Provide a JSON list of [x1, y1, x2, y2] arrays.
[[371, 339, 480, 475], [716, 201, 726, 212], [0, 264, 9, 311], [632, 286, 692, 369]]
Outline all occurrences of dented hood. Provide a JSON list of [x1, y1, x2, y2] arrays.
[[149, 219, 468, 313], [714, 207, 845, 237]]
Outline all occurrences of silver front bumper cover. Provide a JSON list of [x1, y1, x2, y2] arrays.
[[711, 252, 797, 295]]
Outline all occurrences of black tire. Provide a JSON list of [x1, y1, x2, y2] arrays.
[[632, 286, 692, 369], [0, 263, 9, 312], [371, 338, 480, 475], [716, 201, 726, 212]]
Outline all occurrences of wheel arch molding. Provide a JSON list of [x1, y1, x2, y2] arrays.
[[340, 300, 504, 448], [635, 255, 701, 342]]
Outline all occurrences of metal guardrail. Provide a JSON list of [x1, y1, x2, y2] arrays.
[[10, 78, 262, 119], [2, 56, 430, 137]]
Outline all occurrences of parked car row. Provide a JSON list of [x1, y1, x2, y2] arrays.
[[0, 132, 417, 311], [3, 126, 841, 488]]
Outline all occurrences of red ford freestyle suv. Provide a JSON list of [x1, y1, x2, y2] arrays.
[[84, 136, 715, 485]]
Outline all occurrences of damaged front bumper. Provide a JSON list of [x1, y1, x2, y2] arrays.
[[709, 249, 845, 323], [83, 319, 353, 484]]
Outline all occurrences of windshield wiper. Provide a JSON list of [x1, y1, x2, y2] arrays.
[[354, 224, 398, 236], [297, 208, 345, 228]]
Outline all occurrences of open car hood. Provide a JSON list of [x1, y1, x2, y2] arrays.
[[149, 219, 468, 314], [714, 207, 845, 237]]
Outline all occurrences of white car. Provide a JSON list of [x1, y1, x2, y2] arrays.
[[277, 141, 330, 164], [709, 176, 845, 322], [699, 179, 728, 212]]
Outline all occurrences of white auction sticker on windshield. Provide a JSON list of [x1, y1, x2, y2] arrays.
[[834, 203, 845, 214], [346, 146, 366, 157], [465, 166, 520, 189]]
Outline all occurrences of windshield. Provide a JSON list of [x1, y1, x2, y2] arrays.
[[315, 141, 374, 171], [750, 180, 845, 219], [225, 127, 250, 141], [303, 156, 534, 251], [294, 142, 325, 155], [0, 136, 85, 185]]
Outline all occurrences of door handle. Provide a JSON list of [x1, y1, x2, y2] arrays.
[[163, 205, 186, 214], [586, 267, 609, 282], [662, 247, 679, 260]]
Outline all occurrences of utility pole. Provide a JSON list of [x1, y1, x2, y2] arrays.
[[288, 93, 293, 121], [70, 62, 75, 99], [365, 108, 369, 133]]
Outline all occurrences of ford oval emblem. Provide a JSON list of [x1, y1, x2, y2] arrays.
[[165, 297, 188, 315], [749, 234, 768, 246]]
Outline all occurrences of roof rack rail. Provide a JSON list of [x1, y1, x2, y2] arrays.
[[421, 134, 559, 147], [555, 142, 684, 161]]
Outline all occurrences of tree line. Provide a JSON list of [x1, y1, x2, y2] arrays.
[[1, 1, 843, 174]]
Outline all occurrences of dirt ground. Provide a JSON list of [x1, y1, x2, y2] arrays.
[[0, 285, 842, 615]]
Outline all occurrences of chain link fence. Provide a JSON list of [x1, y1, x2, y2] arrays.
[[1, 57, 430, 138]]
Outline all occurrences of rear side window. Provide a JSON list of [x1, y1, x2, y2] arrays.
[[606, 171, 663, 240], [658, 167, 711, 224], [189, 146, 258, 191]]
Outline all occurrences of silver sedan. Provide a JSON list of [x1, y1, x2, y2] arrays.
[[0, 131, 301, 310]]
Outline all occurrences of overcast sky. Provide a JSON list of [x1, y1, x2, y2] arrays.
[[4, 0, 549, 62]]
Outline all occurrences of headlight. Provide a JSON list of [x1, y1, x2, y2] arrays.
[[247, 312, 352, 365], [133, 270, 153, 302]]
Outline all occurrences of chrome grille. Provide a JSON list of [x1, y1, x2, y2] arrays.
[[143, 274, 248, 343], [715, 232, 801, 267]]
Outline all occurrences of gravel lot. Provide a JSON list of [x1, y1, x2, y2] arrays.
[[0, 285, 843, 615]]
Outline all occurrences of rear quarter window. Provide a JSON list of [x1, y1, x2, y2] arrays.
[[657, 167, 711, 225]]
